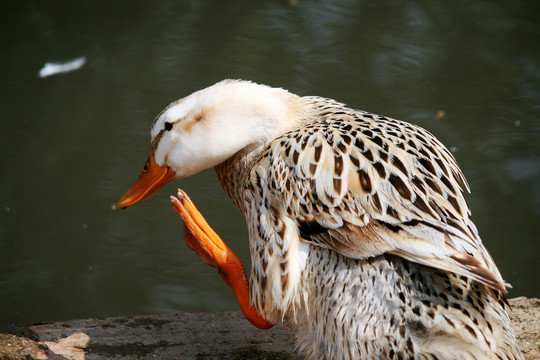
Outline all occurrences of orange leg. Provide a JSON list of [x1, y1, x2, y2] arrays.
[[170, 189, 274, 330]]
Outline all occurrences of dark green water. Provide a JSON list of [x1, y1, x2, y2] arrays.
[[1, 1, 539, 328]]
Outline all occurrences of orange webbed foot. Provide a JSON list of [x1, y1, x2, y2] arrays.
[[170, 189, 275, 330]]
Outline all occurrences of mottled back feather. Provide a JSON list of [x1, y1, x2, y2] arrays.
[[247, 96, 507, 305]]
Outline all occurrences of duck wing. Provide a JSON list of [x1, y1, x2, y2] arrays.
[[247, 97, 507, 295]]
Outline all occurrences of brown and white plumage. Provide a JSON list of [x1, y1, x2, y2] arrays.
[[124, 80, 523, 359], [245, 96, 506, 304]]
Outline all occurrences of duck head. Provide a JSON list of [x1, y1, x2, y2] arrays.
[[118, 79, 302, 208]]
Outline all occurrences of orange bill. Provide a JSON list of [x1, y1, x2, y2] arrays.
[[118, 152, 176, 209]]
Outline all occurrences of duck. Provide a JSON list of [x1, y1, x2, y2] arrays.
[[118, 79, 523, 360]]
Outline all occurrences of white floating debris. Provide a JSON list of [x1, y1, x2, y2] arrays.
[[38, 56, 87, 78]]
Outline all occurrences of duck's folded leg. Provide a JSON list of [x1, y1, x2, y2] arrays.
[[170, 189, 275, 330]]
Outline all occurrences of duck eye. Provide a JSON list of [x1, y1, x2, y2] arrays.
[[165, 122, 173, 131]]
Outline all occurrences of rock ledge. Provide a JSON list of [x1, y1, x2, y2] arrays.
[[1, 297, 537, 360]]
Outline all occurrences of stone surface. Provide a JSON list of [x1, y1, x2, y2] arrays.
[[507, 297, 540, 360], [0, 297, 537, 360]]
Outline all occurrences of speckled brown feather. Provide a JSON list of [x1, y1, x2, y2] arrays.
[[247, 97, 506, 294], [214, 92, 521, 359]]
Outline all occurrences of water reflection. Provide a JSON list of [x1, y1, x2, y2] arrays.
[[1, 1, 538, 328]]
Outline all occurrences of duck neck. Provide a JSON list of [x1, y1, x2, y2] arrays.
[[214, 91, 310, 212], [215, 144, 264, 214]]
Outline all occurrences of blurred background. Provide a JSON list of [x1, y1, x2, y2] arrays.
[[1, 1, 539, 328]]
